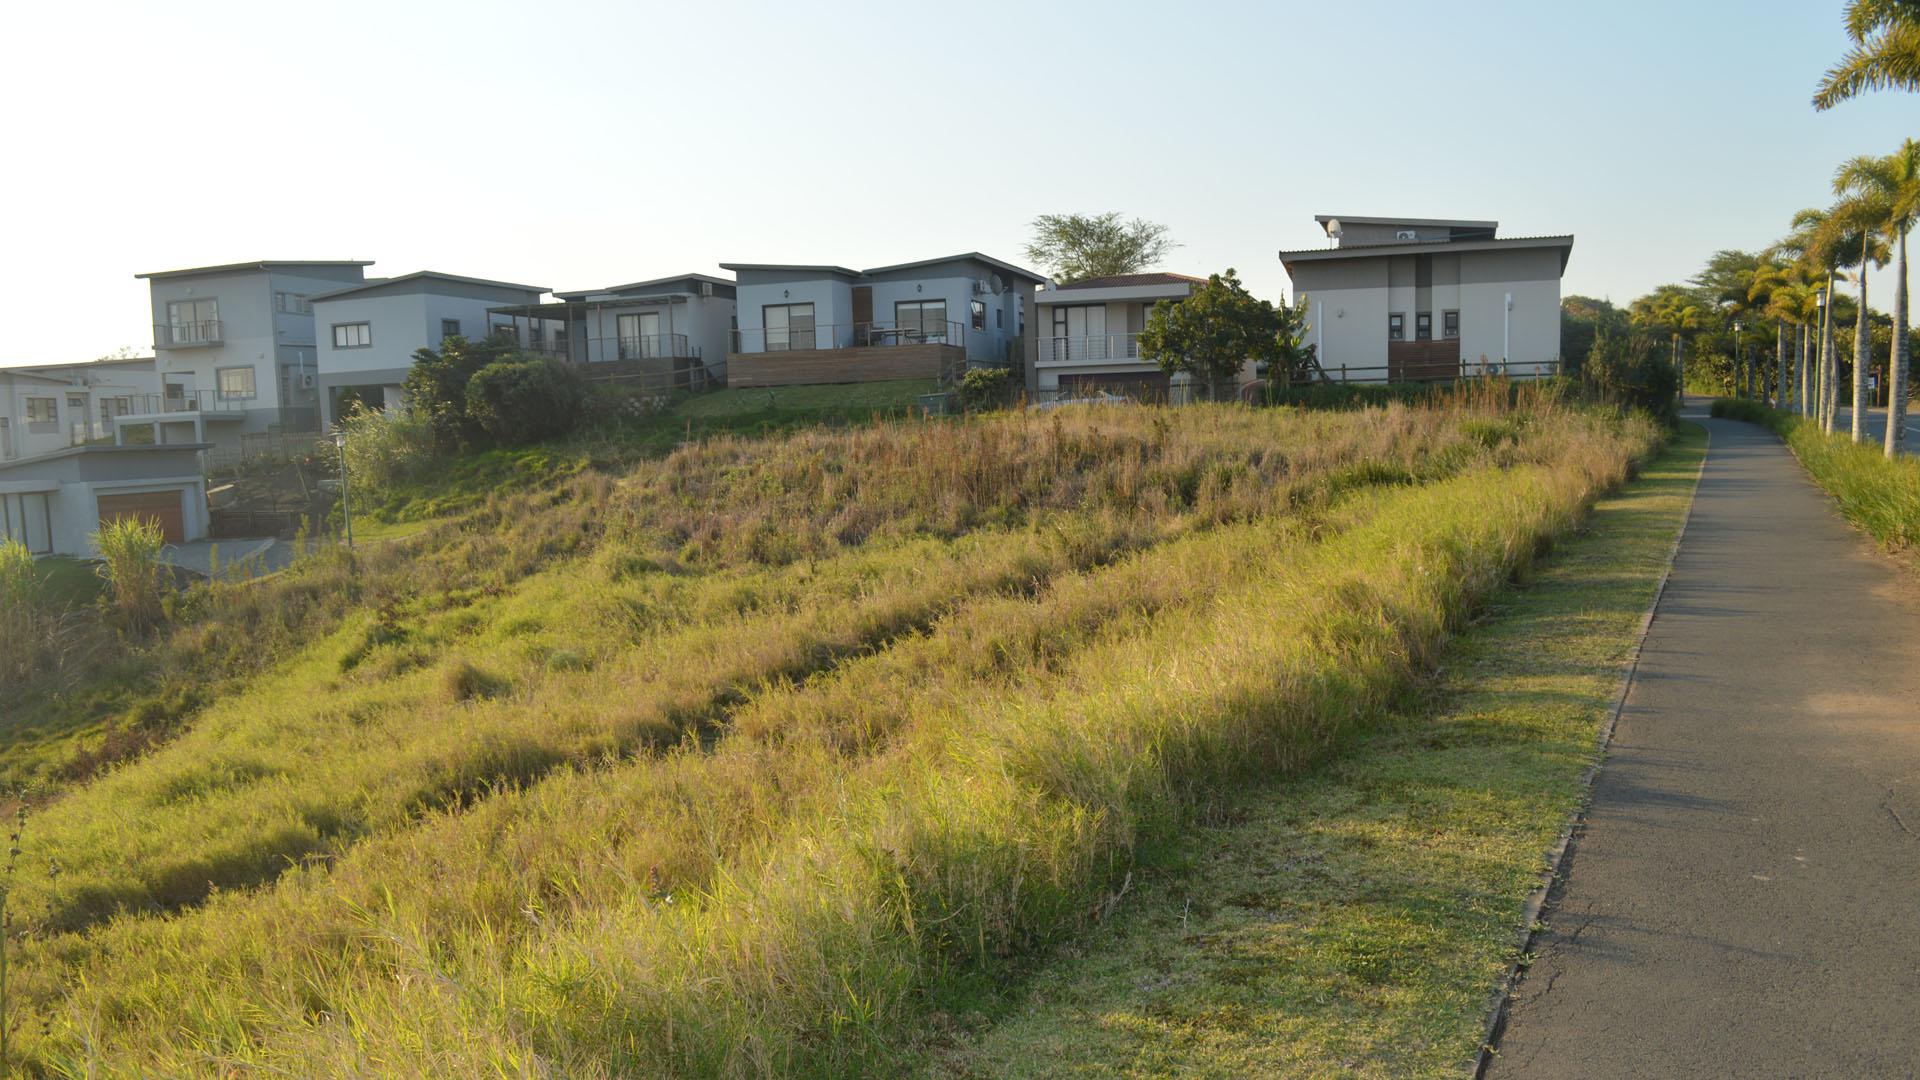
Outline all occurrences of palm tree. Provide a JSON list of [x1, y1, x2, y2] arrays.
[[1830, 177, 1895, 442], [1756, 263, 1821, 411], [1630, 287, 1704, 400], [1814, 0, 1920, 109], [1781, 207, 1868, 431], [1835, 139, 1920, 456]]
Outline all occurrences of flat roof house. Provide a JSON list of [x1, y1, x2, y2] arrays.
[[1278, 216, 1573, 383], [488, 273, 736, 393], [722, 254, 1045, 387], [0, 443, 210, 555], [134, 259, 373, 446], [310, 271, 549, 428], [1030, 272, 1207, 400], [0, 357, 161, 463]]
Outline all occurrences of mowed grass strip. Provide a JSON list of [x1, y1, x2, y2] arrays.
[[916, 423, 1705, 1079]]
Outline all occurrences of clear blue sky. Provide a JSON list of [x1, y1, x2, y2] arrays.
[[2, 0, 1910, 365]]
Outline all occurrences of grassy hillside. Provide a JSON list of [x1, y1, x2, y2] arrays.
[[0, 387, 1661, 1076]]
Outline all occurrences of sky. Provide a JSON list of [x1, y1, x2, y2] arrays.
[[2, 0, 1912, 365]]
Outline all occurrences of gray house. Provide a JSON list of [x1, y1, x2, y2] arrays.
[[0, 444, 209, 555], [310, 271, 549, 427], [134, 260, 373, 447], [488, 273, 736, 392]]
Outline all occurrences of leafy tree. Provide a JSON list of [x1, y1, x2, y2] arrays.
[[1814, 0, 1920, 109], [1751, 261, 1821, 411], [1584, 327, 1679, 420], [1023, 212, 1176, 283], [1138, 269, 1301, 399], [1834, 139, 1920, 455], [402, 334, 516, 451], [1561, 296, 1627, 375], [1629, 286, 1705, 397], [464, 357, 586, 445]]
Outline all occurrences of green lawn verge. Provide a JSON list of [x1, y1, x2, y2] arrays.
[[916, 423, 1706, 1079]]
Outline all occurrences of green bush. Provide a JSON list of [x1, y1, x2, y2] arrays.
[[464, 358, 587, 445], [1583, 329, 1678, 421], [93, 517, 167, 626], [335, 405, 435, 495], [401, 335, 517, 452], [959, 367, 1014, 412]]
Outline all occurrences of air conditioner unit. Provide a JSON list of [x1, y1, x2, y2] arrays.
[[300, 373, 317, 389], [972, 278, 991, 295], [699, 281, 714, 297], [1395, 229, 1418, 240]]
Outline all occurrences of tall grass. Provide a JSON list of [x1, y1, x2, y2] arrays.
[[91, 517, 166, 626], [0, 393, 1662, 1075], [0, 541, 42, 685], [1711, 397, 1920, 550]]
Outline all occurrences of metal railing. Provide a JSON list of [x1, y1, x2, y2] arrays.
[[518, 334, 696, 364], [1035, 333, 1146, 365], [125, 389, 250, 415], [154, 321, 224, 347], [1287, 358, 1563, 385], [729, 320, 967, 353]]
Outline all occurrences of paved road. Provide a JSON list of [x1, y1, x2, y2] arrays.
[[1831, 404, 1920, 454], [1488, 405, 1920, 1078]]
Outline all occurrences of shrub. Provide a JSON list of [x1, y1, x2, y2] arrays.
[[92, 518, 167, 627], [1583, 329, 1678, 420], [335, 405, 435, 495], [464, 358, 587, 445], [402, 335, 518, 452], [959, 367, 1014, 412]]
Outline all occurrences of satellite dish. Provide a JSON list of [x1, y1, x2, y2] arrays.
[[1325, 218, 1343, 239], [990, 273, 1005, 294]]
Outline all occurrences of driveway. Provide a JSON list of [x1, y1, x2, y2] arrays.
[[162, 538, 294, 580]]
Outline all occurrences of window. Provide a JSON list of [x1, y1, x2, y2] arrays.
[[618, 312, 663, 359], [332, 322, 372, 348], [441, 319, 461, 339], [1443, 310, 1460, 339], [971, 299, 986, 331], [217, 366, 257, 400], [1388, 313, 1405, 341], [99, 397, 130, 425], [165, 298, 220, 344], [895, 299, 948, 341], [275, 292, 311, 315], [1415, 312, 1432, 341], [996, 308, 1003, 329], [24, 397, 56, 432], [67, 392, 88, 413], [763, 303, 816, 352]]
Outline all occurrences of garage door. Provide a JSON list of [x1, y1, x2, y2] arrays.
[[97, 490, 186, 543]]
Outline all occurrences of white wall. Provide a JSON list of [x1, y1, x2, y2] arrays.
[[734, 277, 853, 350]]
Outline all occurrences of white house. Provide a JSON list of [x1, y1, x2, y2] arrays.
[[1029, 272, 1208, 400], [0, 357, 161, 463], [134, 260, 373, 446], [310, 271, 549, 427], [487, 273, 736, 391], [1278, 216, 1573, 383], [0, 443, 210, 555], [721, 254, 1044, 387]]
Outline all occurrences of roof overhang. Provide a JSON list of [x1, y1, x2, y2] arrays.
[[1036, 282, 1195, 305], [718, 263, 863, 279], [1280, 235, 1575, 277], [135, 260, 373, 281], [862, 252, 1049, 285], [1314, 214, 1499, 230], [308, 271, 549, 303]]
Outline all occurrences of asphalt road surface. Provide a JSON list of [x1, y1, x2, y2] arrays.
[[1487, 407, 1920, 1078]]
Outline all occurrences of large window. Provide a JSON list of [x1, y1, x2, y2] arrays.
[[99, 397, 131, 425], [24, 397, 56, 431], [1443, 310, 1460, 339], [217, 366, 257, 400], [332, 322, 372, 349], [618, 312, 662, 359], [970, 299, 986, 331], [1388, 312, 1405, 342], [165, 298, 220, 344], [895, 299, 948, 341], [275, 292, 312, 315], [763, 303, 816, 352]]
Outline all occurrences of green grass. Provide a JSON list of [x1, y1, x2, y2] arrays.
[[0, 389, 1669, 1075], [916, 424, 1705, 1079], [32, 557, 102, 606], [1710, 397, 1920, 551], [676, 378, 941, 419]]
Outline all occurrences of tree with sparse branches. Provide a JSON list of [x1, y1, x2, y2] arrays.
[[1023, 212, 1176, 283], [1813, 0, 1920, 109]]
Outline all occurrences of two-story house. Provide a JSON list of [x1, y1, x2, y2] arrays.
[[487, 273, 736, 392], [1029, 272, 1208, 401], [310, 271, 549, 427], [0, 357, 161, 462], [721, 254, 1043, 387], [1278, 216, 1573, 383], [133, 260, 372, 446]]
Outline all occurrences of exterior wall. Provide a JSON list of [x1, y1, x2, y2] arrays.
[[733, 263, 1032, 363], [0, 447, 208, 555], [313, 281, 543, 427], [734, 272, 855, 351], [1457, 248, 1563, 373]]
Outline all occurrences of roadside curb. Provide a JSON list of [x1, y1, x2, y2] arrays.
[[1470, 421, 1711, 1078]]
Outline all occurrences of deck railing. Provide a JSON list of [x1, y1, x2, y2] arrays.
[[518, 334, 696, 363], [1035, 333, 1147, 365], [154, 321, 224, 348], [729, 320, 967, 354]]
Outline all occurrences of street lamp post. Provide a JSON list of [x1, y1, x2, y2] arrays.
[[333, 429, 352, 549], [1813, 288, 1828, 422], [1732, 320, 1743, 399]]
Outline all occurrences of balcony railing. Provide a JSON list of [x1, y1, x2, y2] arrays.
[[1036, 333, 1147, 365], [517, 334, 695, 363], [729, 320, 967, 354], [154, 321, 224, 348], [125, 390, 250, 416]]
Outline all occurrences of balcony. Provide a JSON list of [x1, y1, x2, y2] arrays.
[[1035, 333, 1149, 367], [518, 333, 696, 364], [726, 321, 968, 388], [154, 320, 224, 349], [122, 390, 250, 420]]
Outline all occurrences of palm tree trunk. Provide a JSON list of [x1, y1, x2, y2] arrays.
[[1889, 226, 1910, 457], [1854, 240, 1871, 442], [1776, 323, 1787, 408], [1672, 334, 1683, 401], [1799, 322, 1811, 416], [1823, 271, 1839, 432]]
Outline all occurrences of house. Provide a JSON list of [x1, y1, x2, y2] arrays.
[[0, 443, 210, 555], [720, 254, 1044, 388], [133, 260, 373, 446], [1277, 216, 1573, 382], [486, 273, 735, 393], [310, 271, 550, 427], [0, 357, 161, 462], [1029, 272, 1208, 400]]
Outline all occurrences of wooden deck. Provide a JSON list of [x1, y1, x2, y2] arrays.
[[725, 344, 964, 388]]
